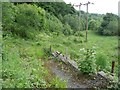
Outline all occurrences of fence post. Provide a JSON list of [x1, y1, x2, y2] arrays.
[[50, 45, 52, 54], [111, 61, 115, 76]]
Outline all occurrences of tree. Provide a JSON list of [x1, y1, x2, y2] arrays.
[[62, 23, 73, 35], [2, 3, 46, 39], [98, 13, 118, 36], [88, 19, 98, 30]]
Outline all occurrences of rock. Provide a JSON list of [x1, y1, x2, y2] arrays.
[[52, 52, 56, 57], [52, 51, 79, 72], [97, 71, 114, 81], [52, 51, 61, 57], [98, 71, 107, 78], [67, 60, 79, 72]]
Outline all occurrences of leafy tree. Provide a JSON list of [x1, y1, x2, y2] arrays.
[[34, 2, 76, 20], [88, 19, 98, 30], [2, 3, 16, 35], [2, 3, 46, 39], [98, 13, 118, 36], [62, 23, 73, 35], [63, 14, 85, 33], [45, 13, 63, 35]]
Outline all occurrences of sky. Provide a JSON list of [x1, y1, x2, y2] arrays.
[[64, 0, 119, 15]]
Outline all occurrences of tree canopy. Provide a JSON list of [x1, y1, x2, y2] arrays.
[[98, 13, 119, 36]]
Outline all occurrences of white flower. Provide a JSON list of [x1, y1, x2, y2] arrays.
[[92, 46, 96, 49], [92, 52, 96, 55], [80, 48, 85, 51]]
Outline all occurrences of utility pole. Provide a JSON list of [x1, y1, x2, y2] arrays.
[[83, 1, 94, 42], [73, 3, 82, 32]]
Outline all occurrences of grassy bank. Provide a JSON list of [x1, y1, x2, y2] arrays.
[[2, 30, 118, 87]]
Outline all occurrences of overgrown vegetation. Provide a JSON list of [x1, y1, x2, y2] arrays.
[[2, 2, 118, 88], [78, 47, 97, 74]]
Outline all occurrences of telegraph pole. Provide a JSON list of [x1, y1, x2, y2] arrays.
[[83, 1, 94, 42], [73, 3, 82, 32]]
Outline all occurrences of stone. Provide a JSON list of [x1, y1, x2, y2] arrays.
[[67, 60, 79, 72], [97, 71, 114, 81], [52, 52, 56, 57], [98, 71, 106, 78]]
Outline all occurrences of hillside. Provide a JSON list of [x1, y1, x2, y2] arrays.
[[2, 2, 119, 89]]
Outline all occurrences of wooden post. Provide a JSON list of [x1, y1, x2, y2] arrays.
[[111, 61, 115, 76], [66, 47, 68, 59], [50, 45, 52, 54], [83, 1, 94, 42], [85, 4, 88, 42]]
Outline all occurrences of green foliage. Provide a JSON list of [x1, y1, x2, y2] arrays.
[[63, 23, 73, 35], [107, 81, 120, 90], [34, 2, 76, 19], [74, 31, 84, 37], [49, 77, 67, 88], [70, 50, 79, 60], [63, 14, 86, 33], [2, 36, 48, 88], [98, 13, 118, 36], [45, 13, 63, 35], [2, 3, 16, 34], [73, 37, 83, 43], [64, 14, 76, 30], [88, 19, 98, 31], [78, 47, 97, 74], [43, 47, 52, 57], [96, 53, 108, 71], [2, 2, 119, 88], [2, 3, 45, 39]]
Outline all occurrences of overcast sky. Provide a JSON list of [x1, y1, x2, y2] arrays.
[[64, 0, 119, 15]]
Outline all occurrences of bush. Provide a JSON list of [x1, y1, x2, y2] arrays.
[[73, 37, 83, 43], [2, 3, 45, 39], [98, 13, 118, 36], [45, 13, 63, 35], [70, 50, 79, 59], [63, 23, 73, 35], [78, 47, 97, 74], [74, 31, 84, 37], [43, 47, 52, 57]]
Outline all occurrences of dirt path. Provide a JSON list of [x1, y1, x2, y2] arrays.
[[44, 60, 90, 88]]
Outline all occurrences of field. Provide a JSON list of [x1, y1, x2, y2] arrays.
[[2, 30, 118, 88]]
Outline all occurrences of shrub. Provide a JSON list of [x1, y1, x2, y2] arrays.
[[2, 3, 45, 39], [63, 23, 73, 35], [73, 37, 83, 43], [70, 50, 79, 59], [43, 47, 52, 57], [78, 47, 97, 74], [74, 31, 84, 37], [45, 13, 63, 35]]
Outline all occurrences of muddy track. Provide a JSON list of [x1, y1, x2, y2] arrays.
[[44, 59, 109, 89], [44, 60, 91, 88]]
